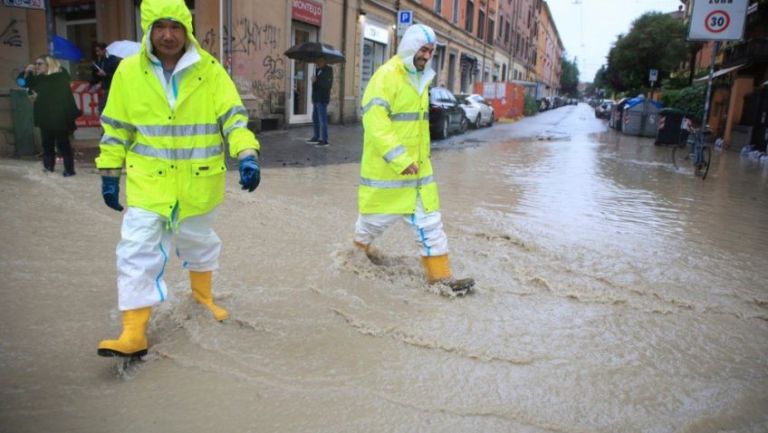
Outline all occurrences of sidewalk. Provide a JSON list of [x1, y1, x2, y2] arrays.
[[63, 118, 494, 171], [72, 123, 366, 170]]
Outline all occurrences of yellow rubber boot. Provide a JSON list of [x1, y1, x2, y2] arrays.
[[421, 254, 475, 295], [97, 307, 152, 357], [190, 271, 229, 321]]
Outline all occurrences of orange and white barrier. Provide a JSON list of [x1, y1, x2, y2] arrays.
[[71, 80, 103, 128]]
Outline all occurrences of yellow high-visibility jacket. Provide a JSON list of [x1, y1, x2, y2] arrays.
[[95, 0, 259, 222], [359, 55, 439, 214]]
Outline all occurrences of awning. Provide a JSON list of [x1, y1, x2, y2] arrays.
[[460, 53, 477, 63], [693, 64, 747, 82]]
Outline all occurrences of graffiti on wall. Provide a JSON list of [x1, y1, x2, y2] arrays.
[[229, 17, 279, 55], [262, 55, 284, 81], [200, 27, 218, 58], [1, 18, 22, 47], [199, 18, 286, 116]]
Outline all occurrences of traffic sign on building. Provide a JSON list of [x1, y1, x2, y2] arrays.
[[396, 10, 413, 39], [688, 0, 749, 41]]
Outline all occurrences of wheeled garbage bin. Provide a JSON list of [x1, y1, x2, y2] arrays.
[[9, 89, 36, 157], [655, 108, 686, 145]]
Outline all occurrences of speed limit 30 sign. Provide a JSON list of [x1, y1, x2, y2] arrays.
[[688, 0, 748, 41]]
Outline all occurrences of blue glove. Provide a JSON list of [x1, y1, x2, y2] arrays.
[[238, 155, 261, 192], [101, 176, 124, 211]]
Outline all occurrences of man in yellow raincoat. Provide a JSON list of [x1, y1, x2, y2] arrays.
[[354, 24, 474, 295], [95, 0, 261, 358]]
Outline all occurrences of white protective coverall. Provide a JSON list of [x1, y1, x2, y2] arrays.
[[354, 24, 449, 257]]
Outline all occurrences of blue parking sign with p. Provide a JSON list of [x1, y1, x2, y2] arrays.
[[398, 10, 412, 25]]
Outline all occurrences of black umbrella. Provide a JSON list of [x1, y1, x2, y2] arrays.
[[284, 42, 346, 64]]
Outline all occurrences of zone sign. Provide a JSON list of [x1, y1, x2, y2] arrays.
[[688, 0, 748, 41]]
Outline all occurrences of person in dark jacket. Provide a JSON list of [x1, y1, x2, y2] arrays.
[[307, 57, 333, 146], [90, 42, 121, 114], [18, 55, 80, 176]]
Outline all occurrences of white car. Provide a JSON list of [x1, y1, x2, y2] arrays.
[[456, 94, 495, 128]]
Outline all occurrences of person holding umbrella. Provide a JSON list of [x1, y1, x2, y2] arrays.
[[95, 0, 262, 359], [90, 42, 121, 114], [283, 42, 344, 146], [352, 24, 474, 295], [307, 56, 333, 146]]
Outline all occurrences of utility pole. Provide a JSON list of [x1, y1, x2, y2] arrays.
[[394, 0, 400, 52]]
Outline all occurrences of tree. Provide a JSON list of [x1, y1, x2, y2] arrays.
[[604, 12, 690, 95], [560, 57, 580, 97]]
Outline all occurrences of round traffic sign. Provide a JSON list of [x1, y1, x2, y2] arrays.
[[704, 10, 730, 33]]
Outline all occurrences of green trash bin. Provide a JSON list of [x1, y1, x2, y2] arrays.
[[9, 89, 36, 157]]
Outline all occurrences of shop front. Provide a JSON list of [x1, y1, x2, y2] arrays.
[[289, 0, 322, 125], [359, 18, 389, 106]]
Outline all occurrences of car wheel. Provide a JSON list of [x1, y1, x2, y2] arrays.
[[440, 117, 449, 139], [488, 113, 494, 126], [473, 114, 481, 129], [460, 116, 468, 133]]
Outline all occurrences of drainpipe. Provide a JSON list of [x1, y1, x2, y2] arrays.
[[394, 0, 400, 52], [219, 0, 224, 67], [45, 0, 55, 54], [226, 0, 233, 75], [340, 0, 349, 124]]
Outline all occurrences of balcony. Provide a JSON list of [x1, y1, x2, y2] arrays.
[[722, 37, 768, 67]]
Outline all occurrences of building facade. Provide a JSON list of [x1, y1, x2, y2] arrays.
[[0, 0, 564, 154], [535, 0, 562, 98], [677, 0, 767, 150]]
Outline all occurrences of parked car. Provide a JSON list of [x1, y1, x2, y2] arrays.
[[456, 93, 495, 128], [595, 100, 613, 119], [429, 87, 467, 139]]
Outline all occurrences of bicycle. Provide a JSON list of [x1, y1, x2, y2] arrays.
[[672, 125, 711, 180]]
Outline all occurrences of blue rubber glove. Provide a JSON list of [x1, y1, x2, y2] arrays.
[[101, 176, 124, 211], [238, 155, 261, 192]]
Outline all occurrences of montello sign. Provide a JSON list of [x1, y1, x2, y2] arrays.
[[292, 0, 323, 27]]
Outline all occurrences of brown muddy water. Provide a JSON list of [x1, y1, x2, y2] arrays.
[[1, 105, 767, 432]]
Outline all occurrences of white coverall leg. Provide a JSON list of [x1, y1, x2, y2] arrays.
[[354, 197, 449, 256], [116, 207, 221, 311]]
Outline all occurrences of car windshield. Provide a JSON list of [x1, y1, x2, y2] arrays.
[[456, 95, 469, 104]]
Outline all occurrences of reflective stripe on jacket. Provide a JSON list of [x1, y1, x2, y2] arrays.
[[359, 55, 439, 214], [95, 0, 259, 222]]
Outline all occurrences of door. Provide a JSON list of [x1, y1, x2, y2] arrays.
[[289, 23, 318, 124]]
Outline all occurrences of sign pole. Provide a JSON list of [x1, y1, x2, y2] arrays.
[[701, 41, 720, 130]]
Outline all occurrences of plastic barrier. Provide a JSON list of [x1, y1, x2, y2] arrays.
[[71, 80, 102, 128], [472, 82, 525, 119]]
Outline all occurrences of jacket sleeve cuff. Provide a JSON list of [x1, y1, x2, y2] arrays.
[[388, 153, 413, 175]]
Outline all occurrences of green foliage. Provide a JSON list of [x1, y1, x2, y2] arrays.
[[560, 57, 580, 97], [661, 73, 691, 90], [524, 94, 538, 116], [661, 85, 706, 121], [605, 12, 691, 94]]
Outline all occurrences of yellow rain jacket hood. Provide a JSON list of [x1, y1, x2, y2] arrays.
[[96, 0, 259, 222], [358, 24, 440, 214]]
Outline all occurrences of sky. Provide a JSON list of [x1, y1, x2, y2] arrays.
[[547, 0, 684, 82]]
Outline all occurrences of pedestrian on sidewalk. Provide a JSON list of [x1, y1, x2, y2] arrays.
[[352, 24, 474, 295], [307, 56, 333, 146], [95, 0, 262, 359], [17, 55, 80, 176], [90, 42, 121, 114]]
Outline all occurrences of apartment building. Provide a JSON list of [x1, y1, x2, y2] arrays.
[[1, 0, 565, 153]]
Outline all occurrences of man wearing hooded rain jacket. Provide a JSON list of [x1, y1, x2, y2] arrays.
[[95, 0, 261, 358], [353, 24, 474, 295]]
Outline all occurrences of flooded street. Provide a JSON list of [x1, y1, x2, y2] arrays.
[[1, 103, 767, 433]]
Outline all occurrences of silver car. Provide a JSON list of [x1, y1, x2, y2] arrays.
[[456, 94, 495, 128]]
